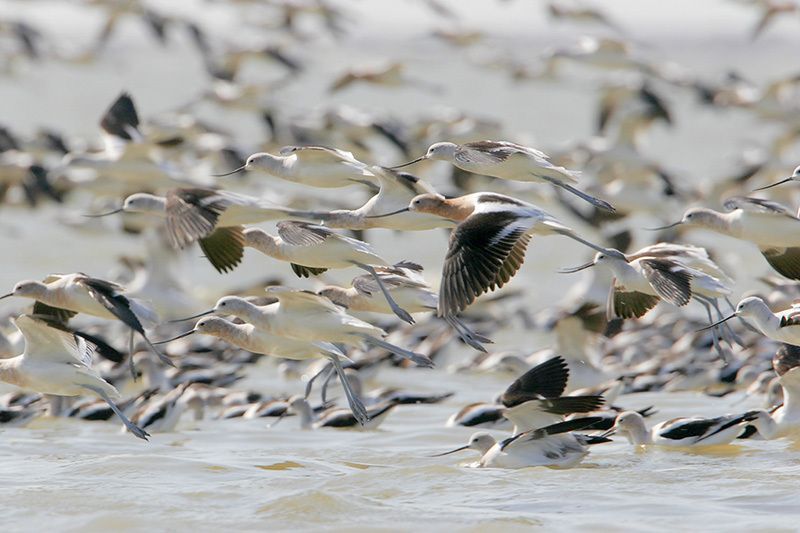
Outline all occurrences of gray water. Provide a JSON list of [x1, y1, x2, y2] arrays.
[[1, 0, 799, 531]]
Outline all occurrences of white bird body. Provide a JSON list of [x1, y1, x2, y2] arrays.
[[677, 198, 800, 249], [437, 417, 607, 469], [772, 380, 800, 436], [479, 433, 591, 469], [0, 315, 147, 439], [394, 141, 613, 211], [432, 141, 580, 184], [171, 316, 369, 424], [200, 292, 432, 367], [321, 279, 437, 315], [192, 317, 346, 361], [735, 297, 800, 346], [721, 209, 800, 248], [284, 167, 451, 231], [614, 411, 753, 447], [603, 256, 729, 299], [3, 350, 116, 398], [604, 258, 658, 295], [7, 273, 157, 326], [266, 293, 385, 344], [243, 146, 374, 188], [243, 225, 387, 270]]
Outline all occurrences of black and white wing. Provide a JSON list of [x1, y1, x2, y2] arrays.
[[500, 356, 570, 407], [638, 258, 692, 307], [276, 221, 335, 246], [439, 211, 531, 316], [723, 196, 798, 218], [165, 188, 231, 248]]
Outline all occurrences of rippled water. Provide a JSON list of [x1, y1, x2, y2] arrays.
[[1, 0, 800, 531]]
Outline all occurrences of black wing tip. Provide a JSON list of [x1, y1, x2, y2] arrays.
[[543, 395, 605, 415], [501, 356, 570, 407]]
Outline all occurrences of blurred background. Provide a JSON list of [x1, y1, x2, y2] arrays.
[[1, 1, 800, 530]]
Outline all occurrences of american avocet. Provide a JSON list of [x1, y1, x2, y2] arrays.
[[328, 62, 438, 93], [156, 316, 368, 424], [285, 395, 398, 430], [219, 399, 289, 420], [0, 314, 149, 439], [276, 166, 450, 231], [371, 191, 610, 316], [446, 402, 512, 429], [740, 344, 800, 438], [561, 249, 732, 329], [596, 79, 672, 134], [213, 145, 374, 188], [650, 196, 800, 280], [499, 357, 605, 433], [531, 304, 613, 391], [613, 410, 760, 447], [243, 222, 415, 323], [391, 140, 614, 211], [548, 2, 623, 33], [57, 93, 179, 195], [447, 356, 604, 431], [552, 36, 641, 71], [186, 22, 302, 84], [0, 273, 171, 369], [129, 383, 202, 433], [122, 232, 205, 320], [87, 187, 294, 273], [435, 417, 610, 469], [317, 262, 491, 351], [703, 296, 800, 347], [175, 290, 434, 368]]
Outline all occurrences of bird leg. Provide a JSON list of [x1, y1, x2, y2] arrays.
[[140, 332, 176, 368], [304, 362, 333, 400], [444, 315, 492, 352], [357, 334, 434, 368], [128, 329, 137, 381], [81, 385, 149, 441], [542, 177, 615, 212], [709, 298, 745, 346], [328, 354, 369, 426], [351, 261, 415, 324], [695, 296, 727, 361]]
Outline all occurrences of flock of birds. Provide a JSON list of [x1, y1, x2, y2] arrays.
[[2, 0, 800, 470]]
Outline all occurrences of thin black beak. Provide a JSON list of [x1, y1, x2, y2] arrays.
[[83, 207, 123, 217], [698, 314, 736, 331], [154, 329, 196, 344], [430, 444, 470, 457], [645, 220, 682, 231], [0, 292, 12, 300], [169, 309, 213, 323], [269, 407, 293, 428], [598, 427, 616, 439], [366, 207, 410, 218], [389, 155, 427, 169], [753, 177, 794, 191], [559, 262, 595, 274], [212, 165, 246, 177]]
